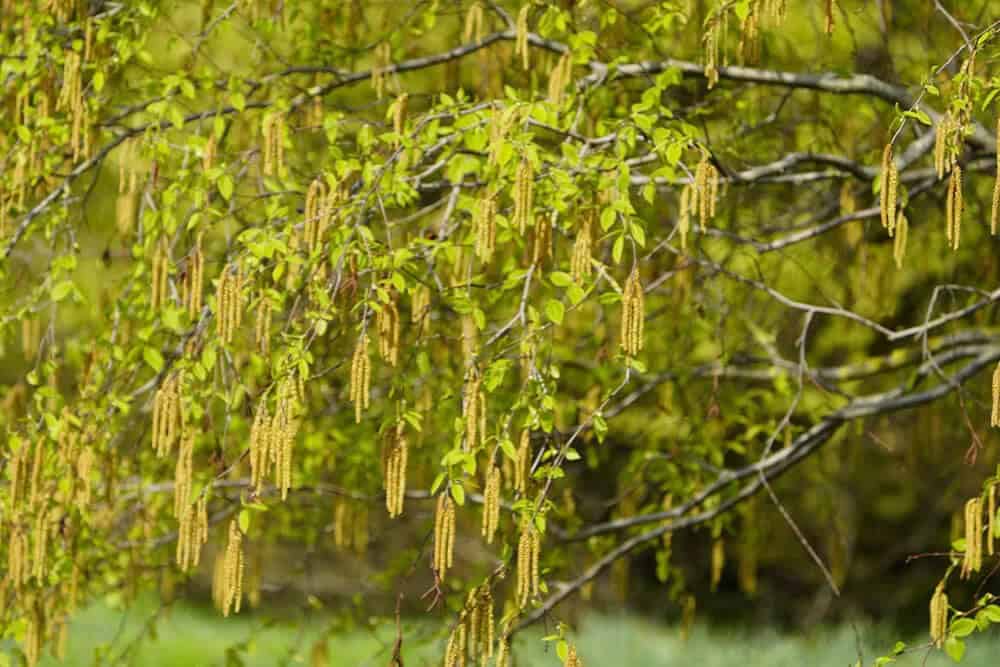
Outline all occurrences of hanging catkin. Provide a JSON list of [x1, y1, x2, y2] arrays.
[[151, 238, 170, 310], [547, 51, 573, 105], [372, 42, 392, 99], [255, 296, 272, 356], [376, 297, 401, 367], [992, 361, 1000, 427], [892, 211, 908, 269], [152, 373, 183, 458], [249, 399, 272, 492], [879, 144, 898, 232], [481, 464, 501, 543], [303, 177, 331, 254], [934, 113, 956, 179], [444, 619, 467, 667], [463, 2, 484, 43], [384, 421, 408, 518], [215, 264, 244, 344], [620, 268, 645, 357], [516, 519, 540, 608], [463, 371, 485, 451], [991, 118, 1000, 235], [564, 645, 584, 667], [710, 537, 725, 591], [474, 190, 497, 263], [218, 519, 244, 616], [989, 482, 998, 557], [433, 493, 456, 578], [515, 6, 530, 69], [961, 496, 982, 579], [929, 582, 948, 647], [350, 332, 371, 423], [392, 92, 408, 146], [515, 429, 531, 493], [184, 234, 204, 319], [262, 112, 285, 177], [513, 157, 534, 234], [946, 165, 963, 251], [678, 183, 693, 250], [571, 210, 593, 282], [694, 152, 719, 231]]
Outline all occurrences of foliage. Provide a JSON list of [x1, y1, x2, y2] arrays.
[[2, 0, 1000, 665]]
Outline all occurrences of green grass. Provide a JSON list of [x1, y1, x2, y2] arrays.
[[12, 599, 1000, 666]]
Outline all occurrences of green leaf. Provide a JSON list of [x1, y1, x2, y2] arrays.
[[450, 484, 465, 506], [545, 299, 565, 325], [51, 280, 74, 302], [143, 347, 164, 373], [218, 175, 234, 200], [549, 271, 573, 288], [944, 636, 965, 662], [950, 618, 976, 638], [556, 640, 568, 662], [981, 605, 1000, 623], [238, 509, 250, 534]]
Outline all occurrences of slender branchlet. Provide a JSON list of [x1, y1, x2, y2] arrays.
[[945, 165, 963, 251], [516, 519, 540, 608], [433, 493, 456, 578], [513, 157, 534, 234], [929, 582, 948, 647], [482, 463, 501, 544], [515, 6, 530, 70], [960, 496, 982, 579], [620, 268, 645, 357], [350, 332, 371, 423], [879, 143, 898, 232]]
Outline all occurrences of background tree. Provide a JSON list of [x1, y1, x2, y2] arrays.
[[2, 0, 1000, 665]]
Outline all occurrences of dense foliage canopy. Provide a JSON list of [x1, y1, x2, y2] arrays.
[[3, 0, 1000, 665]]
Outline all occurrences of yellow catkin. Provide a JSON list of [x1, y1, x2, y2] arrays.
[[680, 594, 697, 641], [21, 317, 40, 360], [219, 519, 244, 616], [376, 297, 401, 367], [184, 234, 204, 319], [203, 133, 216, 173], [879, 144, 898, 233], [410, 284, 431, 335], [993, 361, 1000, 427], [474, 190, 497, 264], [516, 520, 540, 608], [991, 118, 1000, 236], [703, 15, 720, 89], [620, 268, 645, 357], [961, 496, 982, 579], [249, 400, 271, 492], [350, 333, 371, 423], [515, 6, 530, 70], [215, 264, 244, 344], [824, 0, 835, 34], [461, 313, 478, 364], [392, 92, 408, 146], [152, 373, 183, 458], [255, 296, 272, 356], [444, 619, 467, 667], [548, 51, 573, 106], [694, 153, 719, 231], [482, 464, 501, 543], [463, 372, 485, 451], [174, 431, 195, 517], [710, 536, 725, 591], [929, 582, 948, 646], [262, 112, 285, 177], [515, 429, 531, 493], [565, 645, 584, 667], [678, 184, 693, 250], [513, 157, 534, 234], [463, 2, 484, 43], [373, 42, 392, 99], [946, 165, 963, 251], [571, 210, 593, 282], [384, 422, 408, 518], [532, 213, 552, 266], [271, 377, 300, 500], [989, 483, 998, 557], [433, 493, 456, 579], [303, 177, 330, 254], [892, 211, 908, 269], [934, 113, 955, 179], [151, 238, 170, 310]]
